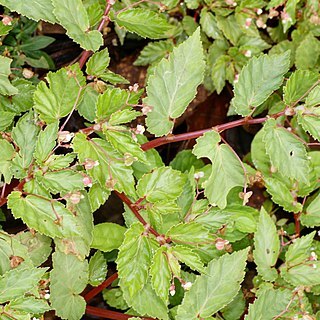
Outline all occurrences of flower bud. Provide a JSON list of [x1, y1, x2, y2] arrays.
[[215, 238, 229, 250], [58, 131, 74, 143], [83, 176, 93, 187], [22, 68, 34, 79]]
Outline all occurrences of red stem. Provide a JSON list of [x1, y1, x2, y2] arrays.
[[78, 2, 113, 69], [84, 272, 118, 303], [86, 306, 155, 320], [141, 116, 270, 151], [0, 179, 26, 207], [114, 191, 160, 237], [294, 213, 300, 237]]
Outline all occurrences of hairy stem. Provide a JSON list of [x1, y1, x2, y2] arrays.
[[114, 191, 160, 237]]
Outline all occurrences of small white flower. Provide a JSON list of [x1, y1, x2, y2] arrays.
[[256, 8, 263, 15], [169, 284, 176, 296], [194, 171, 204, 180], [244, 50, 252, 58], [135, 124, 145, 135], [44, 293, 50, 300], [182, 282, 192, 290], [129, 83, 139, 92]]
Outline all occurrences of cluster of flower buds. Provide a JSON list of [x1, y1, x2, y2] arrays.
[[215, 238, 230, 251]]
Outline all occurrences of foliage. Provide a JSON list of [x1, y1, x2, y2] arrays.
[[0, 0, 320, 319]]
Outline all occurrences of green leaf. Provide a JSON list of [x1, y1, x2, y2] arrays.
[[170, 150, 204, 173], [88, 183, 111, 212], [50, 252, 88, 320], [10, 78, 36, 113], [55, 192, 94, 258], [0, 111, 14, 131], [216, 14, 243, 46], [123, 282, 169, 320], [253, 208, 280, 281], [301, 192, 320, 227], [103, 288, 129, 310], [150, 246, 171, 304], [36, 170, 85, 194], [297, 107, 320, 142], [34, 64, 85, 123], [176, 249, 249, 319], [109, 109, 141, 126], [91, 222, 126, 252], [263, 118, 310, 184], [104, 129, 146, 163], [7, 191, 81, 239], [145, 28, 205, 136], [306, 84, 320, 108], [285, 232, 315, 267], [0, 267, 47, 303], [86, 48, 110, 77], [171, 245, 205, 273], [77, 85, 99, 122], [45, 153, 76, 170], [0, 56, 18, 96], [73, 133, 136, 196], [8, 296, 50, 314], [166, 222, 211, 245], [88, 251, 108, 286], [15, 231, 52, 267], [232, 51, 290, 116], [283, 70, 319, 106], [192, 131, 245, 208], [200, 8, 223, 39], [0, 0, 57, 23], [99, 70, 130, 85], [117, 223, 153, 299], [264, 177, 303, 213], [96, 87, 129, 121], [134, 40, 174, 66], [0, 138, 15, 184], [34, 122, 58, 164], [212, 55, 231, 94], [295, 33, 320, 70], [52, 0, 103, 51], [115, 8, 173, 39], [137, 167, 185, 202], [20, 36, 55, 51], [245, 287, 292, 320], [280, 261, 320, 286], [12, 112, 40, 169]]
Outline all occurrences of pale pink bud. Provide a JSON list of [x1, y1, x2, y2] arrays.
[[256, 18, 267, 29], [83, 176, 93, 187], [245, 18, 252, 29], [58, 131, 74, 143], [142, 105, 153, 115], [169, 284, 176, 296], [22, 68, 34, 79], [244, 50, 252, 58], [2, 15, 13, 25], [256, 8, 263, 15], [310, 252, 317, 261], [69, 192, 83, 204], [84, 158, 99, 170], [215, 238, 229, 250], [234, 74, 239, 84]]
